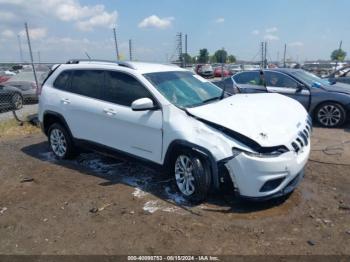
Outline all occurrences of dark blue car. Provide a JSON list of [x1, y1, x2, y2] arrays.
[[214, 68, 350, 127]]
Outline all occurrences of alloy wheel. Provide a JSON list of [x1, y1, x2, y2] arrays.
[[12, 94, 23, 110], [317, 104, 341, 127], [175, 155, 196, 196], [50, 128, 67, 157]]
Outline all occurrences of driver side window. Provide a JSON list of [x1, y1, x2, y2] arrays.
[[103, 71, 153, 107], [265, 72, 298, 89]]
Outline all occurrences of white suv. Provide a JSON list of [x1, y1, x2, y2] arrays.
[[39, 59, 311, 202]]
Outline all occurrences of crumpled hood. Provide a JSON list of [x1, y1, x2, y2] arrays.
[[323, 82, 350, 94], [187, 93, 308, 147]]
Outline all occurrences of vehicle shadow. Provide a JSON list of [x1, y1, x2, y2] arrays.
[[21, 141, 291, 215]]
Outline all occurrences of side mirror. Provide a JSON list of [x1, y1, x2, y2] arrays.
[[328, 78, 337, 85], [296, 84, 304, 93], [131, 98, 157, 111]]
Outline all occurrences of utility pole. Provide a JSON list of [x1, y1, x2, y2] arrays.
[[112, 27, 120, 60], [261, 42, 264, 68], [37, 51, 41, 63], [176, 33, 183, 67], [17, 35, 24, 63], [24, 23, 39, 91], [184, 34, 188, 67], [283, 43, 287, 68], [334, 40, 343, 72], [264, 41, 267, 68], [129, 39, 133, 61]]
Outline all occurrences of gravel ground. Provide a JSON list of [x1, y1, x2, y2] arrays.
[[0, 125, 349, 255]]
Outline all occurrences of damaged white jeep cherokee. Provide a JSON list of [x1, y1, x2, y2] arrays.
[[39, 60, 311, 203]]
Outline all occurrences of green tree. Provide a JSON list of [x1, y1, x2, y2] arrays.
[[227, 55, 236, 63], [181, 53, 192, 64], [331, 49, 347, 61], [213, 49, 228, 63], [198, 48, 209, 63]]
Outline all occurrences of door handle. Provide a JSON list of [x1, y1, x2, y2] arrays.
[[103, 108, 116, 116], [61, 98, 70, 104]]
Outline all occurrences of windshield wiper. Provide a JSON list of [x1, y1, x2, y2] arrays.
[[187, 96, 221, 108], [202, 96, 221, 104]]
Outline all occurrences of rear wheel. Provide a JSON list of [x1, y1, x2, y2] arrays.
[[48, 123, 76, 159], [173, 151, 211, 203], [315, 102, 346, 127]]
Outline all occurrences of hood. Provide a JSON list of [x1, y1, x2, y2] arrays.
[[323, 82, 350, 94], [187, 93, 308, 148]]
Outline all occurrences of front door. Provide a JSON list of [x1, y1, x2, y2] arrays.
[[98, 70, 163, 163], [264, 71, 310, 110]]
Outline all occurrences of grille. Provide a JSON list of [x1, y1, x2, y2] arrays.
[[291, 119, 312, 153]]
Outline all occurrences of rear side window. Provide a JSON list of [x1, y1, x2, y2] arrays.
[[53, 71, 71, 90], [234, 72, 264, 86], [102, 71, 152, 106], [70, 70, 103, 99]]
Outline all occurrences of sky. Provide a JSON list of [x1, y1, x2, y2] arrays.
[[0, 0, 349, 63]]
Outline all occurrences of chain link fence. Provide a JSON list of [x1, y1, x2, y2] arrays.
[[0, 63, 52, 124]]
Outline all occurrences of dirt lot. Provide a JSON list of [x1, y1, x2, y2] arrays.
[[0, 122, 349, 255]]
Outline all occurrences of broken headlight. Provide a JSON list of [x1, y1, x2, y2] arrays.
[[232, 146, 289, 158]]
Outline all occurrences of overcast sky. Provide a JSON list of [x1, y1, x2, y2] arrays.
[[0, 0, 349, 63]]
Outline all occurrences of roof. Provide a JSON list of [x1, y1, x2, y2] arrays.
[[127, 61, 186, 74], [64, 59, 186, 74]]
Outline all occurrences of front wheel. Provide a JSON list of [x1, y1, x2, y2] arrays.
[[173, 152, 211, 203], [315, 102, 346, 128]]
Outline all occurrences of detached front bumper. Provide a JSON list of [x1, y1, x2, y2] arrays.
[[222, 142, 310, 199]]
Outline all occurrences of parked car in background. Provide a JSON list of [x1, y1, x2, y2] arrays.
[[302, 63, 333, 77], [327, 66, 350, 85], [213, 66, 230, 77], [0, 84, 23, 110], [195, 64, 214, 78], [215, 69, 350, 127], [2, 71, 48, 103], [227, 64, 242, 75], [0, 71, 11, 83], [242, 64, 260, 71]]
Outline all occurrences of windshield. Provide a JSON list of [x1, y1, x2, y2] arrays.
[[290, 70, 331, 86], [144, 71, 222, 108]]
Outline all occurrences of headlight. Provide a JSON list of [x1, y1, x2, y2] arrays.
[[232, 146, 289, 158]]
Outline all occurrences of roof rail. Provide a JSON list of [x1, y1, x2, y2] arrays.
[[65, 59, 136, 70]]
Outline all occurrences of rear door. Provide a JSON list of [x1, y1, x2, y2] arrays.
[[264, 71, 310, 109], [60, 69, 107, 143]]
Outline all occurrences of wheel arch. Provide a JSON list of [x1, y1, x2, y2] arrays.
[[312, 100, 347, 118], [42, 111, 73, 137], [163, 139, 220, 190]]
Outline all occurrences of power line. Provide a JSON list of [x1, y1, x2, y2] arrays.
[[17, 35, 24, 62]]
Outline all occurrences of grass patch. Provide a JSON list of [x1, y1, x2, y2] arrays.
[[0, 118, 40, 140]]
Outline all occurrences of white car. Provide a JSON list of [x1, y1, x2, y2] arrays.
[[38, 59, 311, 203]]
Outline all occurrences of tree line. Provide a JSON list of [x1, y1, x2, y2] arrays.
[[182, 48, 236, 64]]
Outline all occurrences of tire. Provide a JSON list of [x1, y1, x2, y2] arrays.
[[173, 150, 211, 203], [315, 102, 346, 128], [11, 93, 23, 110], [48, 123, 76, 159]]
